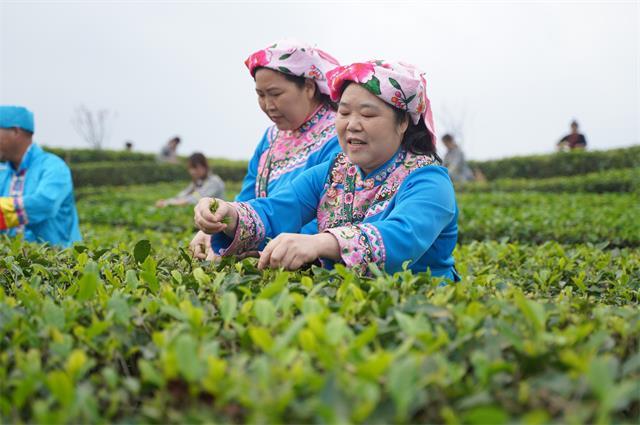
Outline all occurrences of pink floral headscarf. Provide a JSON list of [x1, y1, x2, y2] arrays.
[[327, 60, 436, 142], [244, 40, 340, 96]]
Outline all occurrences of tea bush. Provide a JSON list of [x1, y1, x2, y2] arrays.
[[1, 175, 638, 423]]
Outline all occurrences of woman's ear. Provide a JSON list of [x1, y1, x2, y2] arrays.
[[397, 113, 410, 136], [304, 79, 317, 99]]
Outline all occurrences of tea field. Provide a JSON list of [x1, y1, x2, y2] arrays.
[[1, 173, 639, 423]]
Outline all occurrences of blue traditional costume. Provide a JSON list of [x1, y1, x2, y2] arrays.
[[234, 41, 342, 232], [212, 61, 459, 279], [0, 106, 81, 247]]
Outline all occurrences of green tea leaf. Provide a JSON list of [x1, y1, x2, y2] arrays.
[[42, 299, 65, 330], [461, 406, 509, 425], [253, 299, 276, 326], [107, 295, 131, 325], [259, 272, 289, 299], [77, 261, 100, 301], [174, 334, 201, 382], [133, 239, 151, 263], [220, 291, 238, 325], [249, 326, 273, 352], [46, 371, 74, 407]]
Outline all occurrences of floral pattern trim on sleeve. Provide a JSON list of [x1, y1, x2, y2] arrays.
[[324, 223, 385, 274], [219, 202, 266, 257]]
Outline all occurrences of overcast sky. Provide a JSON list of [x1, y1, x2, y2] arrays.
[[1, 1, 638, 161]]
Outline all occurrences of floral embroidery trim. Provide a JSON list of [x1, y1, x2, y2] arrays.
[[255, 103, 336, 198], [219, 202, 266, 256], [325, 223, 385, 274], [318, 150, 438, 230]]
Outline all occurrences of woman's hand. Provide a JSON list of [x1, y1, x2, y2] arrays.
[[258, 233, 340, 270], [188, 230, 217, 260], [193, 197, 238, 237]]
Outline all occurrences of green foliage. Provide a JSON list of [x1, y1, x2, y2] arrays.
[[0, 240, 637, 423], [73, 183, 639, 248], [70, 160, 248, 188], [43, 147, 157, 163], [1, 145, 638, 423], [468, 145, 640, 180], [75, 183, 239, 235], [42, 147, 249, 187], [457, 192, 640, 247], [45, 146, 248, 170], [459, 168, 639, 193], [71, 162, 190, 188]]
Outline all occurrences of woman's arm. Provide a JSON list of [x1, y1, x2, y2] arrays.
[[201, 160, 332, 257]]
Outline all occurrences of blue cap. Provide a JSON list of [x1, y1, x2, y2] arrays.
[[0, 106, 35, 133]]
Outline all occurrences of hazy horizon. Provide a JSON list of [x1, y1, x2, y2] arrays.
[[1, 1, 638, 161]]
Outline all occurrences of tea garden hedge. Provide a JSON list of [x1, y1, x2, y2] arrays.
[[1, 147, 638, 423]]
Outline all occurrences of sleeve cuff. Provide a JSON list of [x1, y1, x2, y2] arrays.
[[213, 202, 266, 257], [0, 197, 28, 230], [324, 223, 386, 274]]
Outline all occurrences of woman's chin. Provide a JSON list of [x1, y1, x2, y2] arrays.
[[345, 152, 369, 168]]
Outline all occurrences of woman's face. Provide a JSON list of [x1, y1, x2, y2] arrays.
[[255, 68, 318, 131], [336, 84, 408, 175], [188, 164, 208, 181]]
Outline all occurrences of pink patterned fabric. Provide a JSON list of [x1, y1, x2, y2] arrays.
[[245, 40, 340, 96], [319, 150, 438, 272], [255, 103, 336, 197], [219, 202, 266, 256], [325, 224, 385, 274], [327, 60, 436, 143], [317, 151, 438, 230]]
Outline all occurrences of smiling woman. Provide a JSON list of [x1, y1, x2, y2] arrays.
[[192, 60, 460, 279]]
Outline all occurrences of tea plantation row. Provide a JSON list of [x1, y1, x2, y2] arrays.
[[0, 181, 638, 424]]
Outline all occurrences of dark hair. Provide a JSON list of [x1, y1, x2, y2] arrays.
[[254, 66, 337, 111], [392, 108, 440, 159], [17, 128, 34, 136], [441, 134, 454, 142], [188, 152, 208, 170], [570, 120, 579, 127], [171, 136, 181, 144]]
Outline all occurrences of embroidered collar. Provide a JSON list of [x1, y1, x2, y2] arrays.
[[319, 149, 438, 229], [290, 103, 331, 135], [356, 148, 407, 186], [255, 103, 336, 198]]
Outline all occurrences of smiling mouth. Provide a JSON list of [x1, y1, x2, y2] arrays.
[[347, 138, 367, 145]]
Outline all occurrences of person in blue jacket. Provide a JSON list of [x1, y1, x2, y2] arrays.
[[190, 40, 342, 259], [0, 106, 81, 247], [193, 60, 459, 280]]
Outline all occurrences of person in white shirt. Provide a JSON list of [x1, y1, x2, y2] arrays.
[[156, 152, 225, 207]]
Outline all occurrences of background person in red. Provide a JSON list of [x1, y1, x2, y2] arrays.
[[557, 120, 587, 151]]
